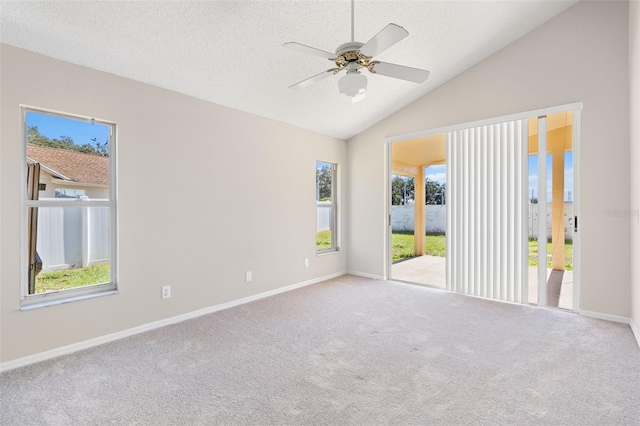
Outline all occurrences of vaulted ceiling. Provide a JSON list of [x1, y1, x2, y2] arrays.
[[0, 1, 578, 140]]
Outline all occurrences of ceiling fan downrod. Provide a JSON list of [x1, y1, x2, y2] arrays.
[[351, 0, 355, 43]]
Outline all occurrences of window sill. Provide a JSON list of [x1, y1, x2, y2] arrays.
[[20, 289, 119, 311], [317, 248, 340, 257]]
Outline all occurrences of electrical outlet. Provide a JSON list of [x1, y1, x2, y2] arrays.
[[304, 258, 309, 267], [161, 285, 171, 299], [246, 271, 252, 282]]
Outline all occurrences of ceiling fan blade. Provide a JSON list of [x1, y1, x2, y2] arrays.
[[283, 42, 336, 60], [289, 68, 340, 90], [370, 61, 429, 84], [359, 23, 409, 57]]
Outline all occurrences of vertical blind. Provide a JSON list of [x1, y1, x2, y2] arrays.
[[446, 119, 528, 303]]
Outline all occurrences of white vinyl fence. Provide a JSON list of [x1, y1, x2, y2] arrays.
[[527, 203, 574, 241], [392, 205, 447, 233], [392, 202, 573, 241], [317, 201, 332, 232], [36, 201, 109, 271]]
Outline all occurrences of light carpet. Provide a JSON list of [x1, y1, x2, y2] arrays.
[[1, 275, 639, 425]]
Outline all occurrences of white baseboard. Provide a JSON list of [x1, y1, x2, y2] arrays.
[[347, 270, 385, 280], [579, 309, 640, 348], [0, 271, 346, 373], [578, 309, 630, 324], [630, 318, 640, 349]]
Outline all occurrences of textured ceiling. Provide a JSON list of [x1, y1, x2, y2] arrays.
[[0, 1, 578, 140]]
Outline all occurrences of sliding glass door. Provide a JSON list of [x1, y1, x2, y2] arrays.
[[386, 105, 580, 311]]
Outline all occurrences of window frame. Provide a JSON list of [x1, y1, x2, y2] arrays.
[[316, 160, 338, 254], [20, 106, 118, 308]]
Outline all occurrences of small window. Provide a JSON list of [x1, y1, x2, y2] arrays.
[[316, 160, 338, 253], [55, 188, 86, 199], [23, 108, 117, 305]]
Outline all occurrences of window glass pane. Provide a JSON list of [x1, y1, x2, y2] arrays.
[[527, 112, 573, 309], [29, 206, 110, 294], [316, 207, 333, 251], [316, 160, 336, 252], [316, 161, 332, 203], [527, 151, 539, 305], [55, 188, 86, 199], [26, 111, 110, 201]]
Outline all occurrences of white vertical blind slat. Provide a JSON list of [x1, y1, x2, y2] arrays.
[[488, 124, 495, 299], [507, 121, 515, 301], [463, 129, 470, 294], [467, 129, 473, 295], [448, 132, 453, 292], [520, 121, 529, 303]]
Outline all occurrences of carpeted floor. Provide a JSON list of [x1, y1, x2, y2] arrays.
[[1, 275, 639, 425]]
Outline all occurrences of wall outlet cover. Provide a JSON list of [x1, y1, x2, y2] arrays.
[[161, 286, 171, 299]]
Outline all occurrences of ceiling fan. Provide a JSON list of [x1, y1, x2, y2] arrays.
[[283, 0, 429, 101]]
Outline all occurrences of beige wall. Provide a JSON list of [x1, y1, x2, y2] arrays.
[[347, 1, 631, 317], [630, 0, 640, 334], [0, 45, 347, 362]]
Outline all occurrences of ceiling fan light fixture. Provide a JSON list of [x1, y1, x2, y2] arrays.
[[338, 70, 367, 97]]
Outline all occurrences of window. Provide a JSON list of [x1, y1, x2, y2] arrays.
[[316, 160, 338, 253], [23, 108, 117, 306], [55, 188, 86, 199]]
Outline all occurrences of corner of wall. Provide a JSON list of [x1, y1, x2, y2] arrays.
[[630, 0, 640, 346], [631, 317, 640, 349]]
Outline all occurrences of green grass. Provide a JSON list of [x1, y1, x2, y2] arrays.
[[391, 232, 415, 262], [426, 234, 447, 257], [528, 238, 573, 271], [316, 230, 333, 251], [392, 233, 573, 270], [391, 232, 446, 262], [35, 264, 110, 294]]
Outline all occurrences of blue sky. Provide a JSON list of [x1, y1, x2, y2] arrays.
[[529, 152, 574, 202], [425, 164, 446, 184], [27, 111, 109, 148]]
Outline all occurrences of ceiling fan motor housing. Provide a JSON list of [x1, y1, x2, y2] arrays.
[[334, 41, 371, 69], [335, 42, 364, 55]]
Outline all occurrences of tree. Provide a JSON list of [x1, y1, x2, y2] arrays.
[[425, 178, 446, 205], [27, 126, 109, 157], [316, 165, 332, 201], [392, 175, 446, 205], [391, 175, 414, 205], [90, 137, 109, 157]]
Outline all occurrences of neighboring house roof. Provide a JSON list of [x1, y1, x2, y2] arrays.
[[26, 144, 109, 186]]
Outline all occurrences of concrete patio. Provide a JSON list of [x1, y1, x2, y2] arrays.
[[391, 255, 574, 310]]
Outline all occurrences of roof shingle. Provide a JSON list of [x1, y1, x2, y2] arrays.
[[27, 144, 109, 186]]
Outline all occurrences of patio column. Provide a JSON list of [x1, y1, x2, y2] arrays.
[[414, 166, 425, 256], [551, 139, 565, 271]]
